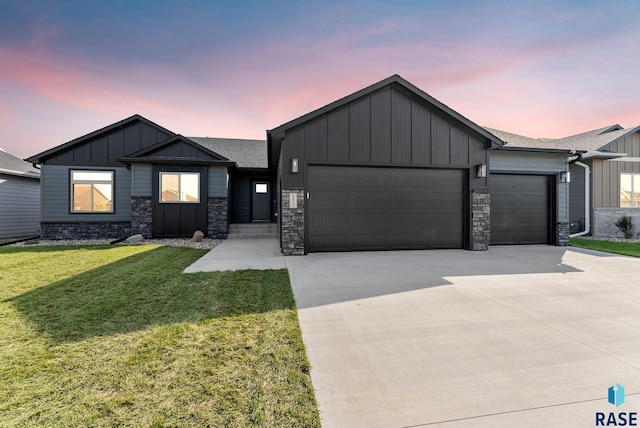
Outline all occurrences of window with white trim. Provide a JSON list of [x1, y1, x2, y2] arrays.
[[620, 173, 640, 207], [160, 172, 200, 203], [71, 170, 114, 212]]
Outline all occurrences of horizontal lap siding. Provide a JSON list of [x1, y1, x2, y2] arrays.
[[208, 166, 228, 198], [569, 163, 586, 225], [132, 163, 152, 196], [133, 164, 228, 199], [41, 165, 131, 222], [0, 175, 40, 238]]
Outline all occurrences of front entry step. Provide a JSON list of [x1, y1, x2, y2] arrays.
[[227, 223, 277, 239]]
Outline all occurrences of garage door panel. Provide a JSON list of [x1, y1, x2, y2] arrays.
[[490, 174, 550, 245], [352, 169, 393, 187], [308, 213, 349, 231], [308, 166, 465, 252], [308, 167, 351, 184], [351, 191, 393, 206], [350, 212, 391, 229]]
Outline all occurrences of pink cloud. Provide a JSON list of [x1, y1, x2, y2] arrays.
[[0, 48, 170, 117]]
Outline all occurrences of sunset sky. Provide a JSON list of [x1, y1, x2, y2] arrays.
[[2, 0, 639, 159]]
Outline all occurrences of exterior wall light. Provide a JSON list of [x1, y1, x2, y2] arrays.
[[561, 171, 570, 183], [477, 164, 487, 178], [291, 158, 299, 174]]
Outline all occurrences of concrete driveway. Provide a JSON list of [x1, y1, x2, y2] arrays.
[[285, 246, 640, 427]]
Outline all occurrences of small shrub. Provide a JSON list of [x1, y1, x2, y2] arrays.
[[615, 216, 635, 239]]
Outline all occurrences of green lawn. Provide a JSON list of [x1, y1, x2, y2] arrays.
[[570, 237, 640, 258], [0, 245, 319, 427]]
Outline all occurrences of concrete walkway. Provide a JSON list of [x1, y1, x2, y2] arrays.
[[286, 246, 640, 427], [183, 238, 285, 272]]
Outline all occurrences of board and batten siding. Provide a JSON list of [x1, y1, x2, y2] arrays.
[[0, 174, 40, 238], [41, 165, 131, 222], [592, 159, 640, 207], [131, 164, 228, 198], [490, 150, 569, 222], [281, 85, 488, 189], [44, 121, 172, 167]]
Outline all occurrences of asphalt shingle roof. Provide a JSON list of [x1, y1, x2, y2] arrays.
[[485, 125, 640, 157], [484, 127, 559, 150], [188, 137, 268, 169], [0, 149, 40, 177]]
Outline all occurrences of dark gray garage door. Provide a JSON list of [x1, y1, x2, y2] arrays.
[[490, 174, 551, 245], [307, 166, 464, 252]]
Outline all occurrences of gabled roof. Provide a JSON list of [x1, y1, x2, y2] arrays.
[[269, 74, 504, 145], [552, 126, 640, 154], [267, 74, 505, 170], [26, 114, 176, 164], [0, 148, 40, 179], [487, 125, 640, 159], [189, 137, 268, 169], [484, 127, 559, 150], [121, 135, 230, 163]]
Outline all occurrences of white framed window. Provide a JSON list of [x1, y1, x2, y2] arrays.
[[160, 172, 200, 203], [255, 183, 268, 193], [620, 173, 640, 207], [71, 170, 114, 213]]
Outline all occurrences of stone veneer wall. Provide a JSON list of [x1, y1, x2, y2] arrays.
[[593, 208, 640, 238], [131, 196, 153, 238], [207, 198, 228, 239], [41, 222, 131, 240], [471, 190, 490, 251], [557, 222, 570, 246], [281, 189, 305, 255]]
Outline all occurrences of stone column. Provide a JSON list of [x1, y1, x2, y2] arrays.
[[281, 189, 305, 255], [131, 197, 153, 238], [556, 221, 570, 246], [207, 198, 228, 239], [471, 190, 490, 251]]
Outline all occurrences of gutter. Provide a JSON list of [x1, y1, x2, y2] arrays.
[[569, 159, 591, 238]]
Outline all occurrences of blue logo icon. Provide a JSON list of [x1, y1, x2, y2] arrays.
[[608, 384, 625, 407]]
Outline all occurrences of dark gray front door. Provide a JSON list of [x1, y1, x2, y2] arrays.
[[252, 181, 271, 222], [490, 174, 551, 245], [307, 166, 465, 252]]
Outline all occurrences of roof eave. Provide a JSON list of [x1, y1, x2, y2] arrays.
[[118, 157, 236, 166], [267, 74, 506, 147], [25, 114, 177, 164], [582, 152, 627, 160], [0, 168, 41, 179], [494, 146, 588, 155]]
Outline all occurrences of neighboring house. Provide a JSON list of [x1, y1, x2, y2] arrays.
[[555, 125, 640, 238], [28, 74, 586, 252], [487, 125, 640, 239], [0, 148, 40, 239]]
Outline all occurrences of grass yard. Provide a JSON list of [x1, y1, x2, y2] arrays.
[[570, 237, 640, 258], [0, 244, 319, 427]]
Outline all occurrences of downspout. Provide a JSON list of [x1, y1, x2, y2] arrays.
[[569, 151, 590, 237]]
